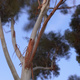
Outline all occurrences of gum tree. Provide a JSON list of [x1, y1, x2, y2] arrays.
[[0, 0, 77, 80]]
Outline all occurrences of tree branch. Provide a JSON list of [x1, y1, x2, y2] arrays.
[[33, 66, 53, 71], [11, 18, 24, 63], [49, 5, 76, 10], [24, 0, 50, 69], [0, 17, 20, 80], [30, 0, 50, 40], [33, 58, 55, 71], [29, 0, 63, 63]]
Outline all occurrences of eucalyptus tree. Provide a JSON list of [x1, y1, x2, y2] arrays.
[[0, 0, 77, 80]]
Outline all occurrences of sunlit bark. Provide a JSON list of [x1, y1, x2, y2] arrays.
[[25, 0, 50, 69], [29, 0, 63, 64], [0, 17, 20, 80], [0, 0, 71, 80], [21, 61, 31, 80], [11, 18, 24, 63]]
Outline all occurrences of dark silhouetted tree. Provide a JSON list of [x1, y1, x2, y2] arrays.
[[68, 75, 80, 80], [65, 5, 80, 63]]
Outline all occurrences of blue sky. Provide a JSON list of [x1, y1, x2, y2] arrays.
[[0, 0, 80, 80]]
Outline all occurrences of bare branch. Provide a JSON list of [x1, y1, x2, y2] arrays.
[[54, 0, 57, 7], [0, 17, 20, 80], [11, 18, 24, 63], [3, 28, 11, 33], [33, 57, 55, 71], [24, 0, 50, 69], [29, 0, 63, 63], [61, 0, 67, 4], [38, 0, 41, 7], [30, 0, 50, 40], [33, 66, 53, 71], [49, 5, 77, 10]]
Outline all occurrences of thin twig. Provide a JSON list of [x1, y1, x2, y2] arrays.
[[54, 0, 57, 7], [33, 66, 52, 71], [61, 0, 67, 4], [49, 5, 77, 10], [3, 28, 11, 33]]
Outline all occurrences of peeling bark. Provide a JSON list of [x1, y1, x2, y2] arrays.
[[30, 0, 50, 40], [29, 0, 63, 63], [25, 0, 50, 69], [25, 39, 34, 68], [21, 61, 31, 80], [11, 18, 24, 63]]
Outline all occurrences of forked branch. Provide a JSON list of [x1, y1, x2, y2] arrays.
[[29, 0, 63, 63], [25, 0, 50, 69]]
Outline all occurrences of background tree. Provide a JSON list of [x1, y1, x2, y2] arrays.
[[68, 75, 80, 80], [65, 5, 80, 63], [0, 0, 26, 23], [33, 32, 70, 79]]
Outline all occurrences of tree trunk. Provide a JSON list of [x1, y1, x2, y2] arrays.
[[21, 61, 31, 80]]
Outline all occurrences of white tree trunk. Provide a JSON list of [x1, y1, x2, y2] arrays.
[[21, 61, 31, 80]]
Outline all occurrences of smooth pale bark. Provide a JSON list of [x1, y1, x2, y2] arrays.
[[21, 60, 31, 80], [32, 0, 50, 52], [11, 18, 24, 63], [0, 0, 64, 80], [23, 0, 50, 79], [29, 0, 63, 63], [24, 0, 50, 68], [33, 66, 53, 71], [0, 17, 20, 80], [30, 0, 50, 40]]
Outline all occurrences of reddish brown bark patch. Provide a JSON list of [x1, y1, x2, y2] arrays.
[[13, 31, 15, 38], [25, 39, 34, 68]]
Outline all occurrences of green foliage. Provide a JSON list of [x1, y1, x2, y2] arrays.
[[76, 56, 80, 63], [68, 75, 80, 80], [33, 32, 70, 79], [0, 0, 25, 22], [73, 5, 80, 17], [60, 3, 68, 14], [65, 5, 80, 63]]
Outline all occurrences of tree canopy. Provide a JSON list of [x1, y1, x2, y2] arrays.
[[0, 0, 26, 22], [68, 75, 80, 80], [32, 31, 70, 79], [65, 5, 80, 63]]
